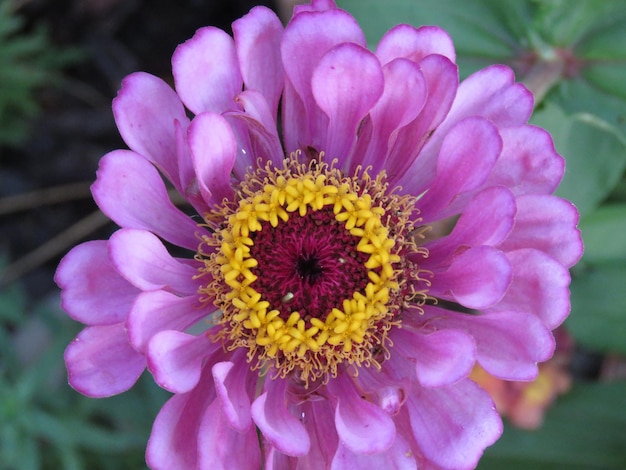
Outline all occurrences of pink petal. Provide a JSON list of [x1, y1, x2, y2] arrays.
[[331, 435, 417, 470], [425, 186, 516, 265], [172, 26, 242, 114], [406, 379, 502, 470], [414, 117, 502, 223], [108, 228, 200, 295], [198, 399, 261, 470], [312, 42, 384, 162], [376, 24, 455, 64], [127, 290, 209, 353], [281, 8, 366, 151], [488, 125, 564, 196], [230, 90, 284, 167], [354, 58, 426, 172], [112, 72, 189, 189], [293, 0, 338, 14], [55, 240, 139, 325], [499, 194, 583, 268], [233, 6, 284, 115], [92, 150, 207, 251], [188, 112, 237, 206], [392, 328, 476, 387], [212, 350, 254, 432], [388, 54, 459, 188], [251, 377, 310, 456], [147, 330, 218, 393], [423, 306, 555, 380], [327, 373, 396, 454], [488, 248, 572, 329], [428, 246, 512, 310], [298, 399, 338, 467], [146, 368, 216, 470], [65, 323, 145, 398]]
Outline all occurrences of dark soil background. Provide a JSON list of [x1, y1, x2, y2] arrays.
[[0, 0, 277, 299]]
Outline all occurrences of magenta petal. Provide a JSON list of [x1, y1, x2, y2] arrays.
[[499, 194, 583, 268], [109, 229, 199, 295], [127, 290, 207, 353], [251, 377, 310, 456], [65, 323, 145, 398], [331, 435, 417, 470], [393, 328, 476, 387], [113, 72, 189, 188], [147, 331, 218, 393], [188, 112, 237, 206], [92, 150, 207, 251], [327, 373, 396, 454], [172, 26, 242, 114], [488, 125, 564, 196], [416, 117, 502, 223], [233, 6, 284, 115], [406, 379, 502, 470], [429, 246, 512, 310], [212, 351, 254, 432], [376, 24, 455, 64], [55, 240, 139, 325], [424, 306, 555, 380], [489, 248, 572, 329], [146, 368, 216, 470], [198, 399, 261, 470], [312, 42, 384, 161]]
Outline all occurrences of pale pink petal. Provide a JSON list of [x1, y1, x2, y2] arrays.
[[425, 186, 516, 265], [331, 435, 417, 470], [488, 125, 564, 196], [428, 246, 512, 310], [281, 8, 366, 151], [354, 58, 426, 172], [488, 248, 572, 329], [172, 26, 242, 114], [112, 72, 189, 188], [198, 398, 261, 470], [499, 194, 583, 267], [146, 368, 216, 470], [392, 328, 476, 387], [92, 150, 208, 251], [376, 24, 455, 64], [65, 323, 145, 398], [233, 6, 284, 115], [423, 306, 555, 380], [312, 42, 384, 162], [251, 377, 310, 456], [327, 373, 396, 454], [127, 290, 209, 353], [147, 330, 219, 393], [55, 240, 139, 325], [188, 112, 237, 206], [108, 229, 200, 295], [406, 379, 502, 470], [212, 350, 254, 432], [414, 117, 501, 223]]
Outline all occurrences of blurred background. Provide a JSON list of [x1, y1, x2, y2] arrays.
[[0, 0, 625, 468]]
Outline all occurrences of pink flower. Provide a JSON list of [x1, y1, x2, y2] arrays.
[[55, 1, 583, 468]]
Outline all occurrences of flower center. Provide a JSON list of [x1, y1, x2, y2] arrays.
[[197, 155, 426, 384]]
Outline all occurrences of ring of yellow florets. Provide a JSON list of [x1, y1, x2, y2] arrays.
[[198, 156, 422, 383]]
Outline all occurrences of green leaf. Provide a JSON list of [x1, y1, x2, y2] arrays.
[[567, 262, 626, 355], [530, 103, 626, 215], [579, 204, 626, 262], [479, 381, 626, 469]]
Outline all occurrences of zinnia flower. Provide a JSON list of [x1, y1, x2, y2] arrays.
[[55, 1, 583, 468]]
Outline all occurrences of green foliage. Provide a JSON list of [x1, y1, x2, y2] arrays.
[[0, 280, 167, 470], [0, 1, 79, 146]]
